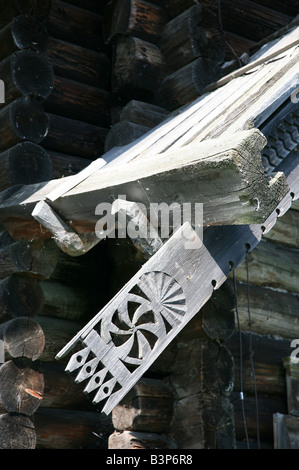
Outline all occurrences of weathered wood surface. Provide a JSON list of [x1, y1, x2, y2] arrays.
[[168, 334, 235, 449], [227, 330, 292, 397], [232, 239, 299, 294], [157, 57, 221, 110], [274, 413, 299, 449], [48, 150, 92, 179], [224, 31, 256, 60], [40, 362, 95, 409], [108, 430, 175, 449], [229, 281, 299, 339], [159, 5, 225, 74], [112, 35, 165, 99], [0, 275, 44, 319], [112, 99, 168, 128], [0, 96, 49, 150], [0, 49, 54, 105], [66, 0, 106, 12], [0, 317, 45, 360], [43, 113, 108, 159], [0, 14, 49, 61], [0, 0, 52, 28], [34, 408, 113, 449], [31, 316, 85, 363], [163, 0, 203, 18], [0, 237, 58, 280], [112, 378, 173, 433], [0, 359, 44, 414], [255, 0, 299, 17], [43, 129, 288, 227], [45, 76, 111, 126], [0, 142, 53, 191], [105, 121, 150, 152], [40, 280, 103, 322], [284, 358, 299, 417], [0, 129, 289, 235], [104, 0, 166, 44], [45, 37, 111, 89], [220, 0, 292, 41], [262, 208, 299, 248], [32, 200, 101, 256], [47, 0, 104, 51], [0, 413, 36, 449], [234, 395, 287, 443]]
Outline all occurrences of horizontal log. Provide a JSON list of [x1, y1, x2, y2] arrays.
[[48, 150, 92, 179], [0, 14, 49, 62], [31, 315, 84, 363], [45, 37, 111, 88], [227, 329, 291, 397], [0, 142, 53, 191], [262, 208, 299, 249], [220, 0, 292, 41], [0, 274, 44, 319], [43, 113, 108, 159], [0, 0, 51, 28], [65, 0, 106, 12], [104, 0, 166, 44], [0, 413, 36, 449], [233, 239, 299, 294], [253, 0, 299, 16], [40, 280, 105, 322], [108, 430, 175, 449], [0, 317, 45, 360], [112, 35, 165, 100], [104, 121, 150, 152], [49, 240, 109, 289], [40, 362, 95, 409], [156, 57, 221, 110], [113, 99, 168, 128], [292, 199, 299, 211], [224, 31, 256, 60], [0, 231, 13, 248], [0, 129, 289, 233], [113, 378, 173, 433], [159, 5, 225, 73], [47, 0, 104, 51], [0, 49, 54, 106], [163, 0, 199, 18], [0, 96, 49, 151], [230, 280, 299, 339], [233, 393, 287, 442], [45, 76, 111, 126], [0, 359, 44, 415], [34, 408, 113, 449]]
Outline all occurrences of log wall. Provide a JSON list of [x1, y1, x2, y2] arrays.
[[0, 0, 297, 450]]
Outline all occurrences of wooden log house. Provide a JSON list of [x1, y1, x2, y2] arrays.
[[0, 0, 298, 450]]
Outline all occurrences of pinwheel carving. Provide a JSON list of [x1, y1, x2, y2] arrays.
[[100, 271, 186, 366], [63, 271, 186, 412]]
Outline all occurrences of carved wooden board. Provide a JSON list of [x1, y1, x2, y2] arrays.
[[56, 147, 299, 415]]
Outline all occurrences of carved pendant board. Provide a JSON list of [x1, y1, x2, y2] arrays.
[[56, 222, 264, 415]]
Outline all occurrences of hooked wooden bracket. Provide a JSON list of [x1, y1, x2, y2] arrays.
[[32, 200, 101, 257]]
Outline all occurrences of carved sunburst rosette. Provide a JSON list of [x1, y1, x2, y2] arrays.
[[64, 271, 186, 412]]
